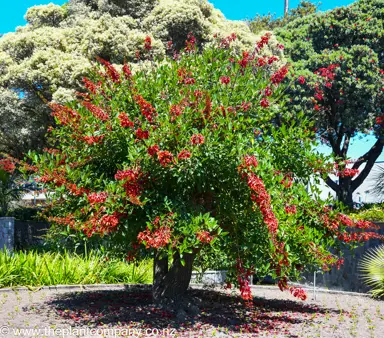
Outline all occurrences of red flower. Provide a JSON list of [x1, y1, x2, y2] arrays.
[[268, 56, 279, 64], [285, 205, 297, 214], [243, 155, 258, 168], [191, 134, 205, 145], [82, 101, 109, 121], [289, 286, 307, 301], [270, 66, 289, 85], [135, 128, 149, 140], [177, 149, 191, 160], [260, 98, 270, 108], [157, 151, 174, 167], [133, 95, 156, 122], [115, 168, 140, 181], [144, 36, 152, 51], [297, 76, 305, 84], [0, 158, 16, 173], [99, 214, 119, 229], [96, 57, 120, 83], [122, 64, 132, 79], [184, 77, 195, 85], [87, 192, 108, 205], [83, 135, 104, 145], [220, 76, 231, 85], [238, 51, 250, 68], [83, 77, 100, 95], [256, 33, 271, 50], [137, 226, 171, 248], [264, 86, 273, 96], [185, 32, 196, 52], [147, 145, 160, 156], [196, 231, 214, 243], [170, 104, 183, 118], [257, 57, 266, 67], [118, 112, 134, 128], [314, 91, 324, 101], [281, 175, 293, 188]]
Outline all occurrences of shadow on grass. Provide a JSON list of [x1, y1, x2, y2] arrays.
[[28, 287, 341, 337]]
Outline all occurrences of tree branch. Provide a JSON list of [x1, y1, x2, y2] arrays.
[[351, 137, 384, 191], [326, 176, 340, 193], [341, 131, 351, 158]]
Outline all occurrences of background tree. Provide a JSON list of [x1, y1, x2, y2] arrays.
[[276, 0, 384, 207], [248, 1, 319, 34], [0, 0, 284, 156], [19, 34, 382, 314]]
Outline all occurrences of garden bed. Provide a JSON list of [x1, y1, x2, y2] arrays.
[[0, 284, 382, 337]]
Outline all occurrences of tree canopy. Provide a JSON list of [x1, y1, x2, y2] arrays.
[[276, 0, 384, 206], [6, 34, 380, 310]]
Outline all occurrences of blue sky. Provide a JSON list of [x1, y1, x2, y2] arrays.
[[0, 0, 355, 33], [0, 0, 380, 160]]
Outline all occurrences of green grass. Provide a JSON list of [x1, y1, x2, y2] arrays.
[[0, 248, 153, 288]]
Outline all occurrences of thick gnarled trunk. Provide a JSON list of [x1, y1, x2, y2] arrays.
[[153, 251, 196, 306]]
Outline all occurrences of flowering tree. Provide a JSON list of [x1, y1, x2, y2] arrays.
[[277, 0, 384, 207], [15, 34, 382, 312]]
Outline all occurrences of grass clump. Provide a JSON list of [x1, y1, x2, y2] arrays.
[[0, 248, 152, 288]]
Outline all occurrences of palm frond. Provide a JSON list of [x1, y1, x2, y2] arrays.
[[359, 245, 384, 298], [369, 166, 384, 201]]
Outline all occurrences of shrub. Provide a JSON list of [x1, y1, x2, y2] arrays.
[[349, 206, 384, 222]]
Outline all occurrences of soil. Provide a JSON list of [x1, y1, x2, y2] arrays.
[[0, 284, 383, 337]]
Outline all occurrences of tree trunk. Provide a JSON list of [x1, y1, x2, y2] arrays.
[[284, 0, 289, 17], [336, 177, 353, 208], [152, 251, 196, 307]]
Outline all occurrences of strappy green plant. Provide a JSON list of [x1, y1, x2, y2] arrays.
[[359, 245, 384, 298]]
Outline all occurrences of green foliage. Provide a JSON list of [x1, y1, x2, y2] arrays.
[[8, 207, 43, 221], [0, 248, 152, 288], [249, 1, 320, 34], [23, 33, 370, 299], [359, 245, 384, 298], [349, 206, 384, 222], [0, 169, 22, 217]]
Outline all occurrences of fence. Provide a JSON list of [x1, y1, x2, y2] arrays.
[[300, 222, 384, 293], [0, 217, 49, 251], [0, 217, 14, 250]]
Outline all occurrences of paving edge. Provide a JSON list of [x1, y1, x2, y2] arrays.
[[0, 282, 372, 298], [0, 284, 152, 293]]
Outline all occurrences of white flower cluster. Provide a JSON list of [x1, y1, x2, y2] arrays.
[[24, 3, 66, 28]]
